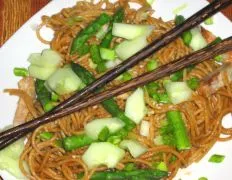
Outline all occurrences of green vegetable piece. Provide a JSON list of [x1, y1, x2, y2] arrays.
[[146, 82, 160, 97], [170, 70, 183, 81], [175, 15, 185, 25], [181, 31, 192, 46], [214, 55, 223, 62], [155, 162, 168, 172], [90, 169, 168, 180], [204, 17, 214, 25], [122, 72, 132, 82], [70, 13, 111, 55], [107, 128, 128, 145], [101, 8, 124, 48], [158, 93, 171, 104], [146, 59, 158, 72], [208, 37, 222, 46], [208, 154, 225, 163], [100, 48, 116, 61], [166, 110, 191, 150], [124, 163, 137, 171], [62, 134, 94, 151], [35, 79, 53, 112], [187, 77, 200, 90], [98, 126, 110, 142], [13, 67, 28, 77], [90, 45, 107, 73], [96, 62, 107, 73], [44, 101, 55, 112], [90, 45, 103, 64], [39, 132, 54, 141], [198, 177, 208, 180], [51, 92, 59, 102], [151, 93, 160, 102]]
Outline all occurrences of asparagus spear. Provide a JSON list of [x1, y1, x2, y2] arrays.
[[101, 8, 124, 48], [35, 79, 55, 112], [70, 13, 111, 55], [89, 169, 168, 180], [90, 45, 107, 73], [63, 134, 94, 151], [71, 62, 135, 130], [166, 110, 191, 150]]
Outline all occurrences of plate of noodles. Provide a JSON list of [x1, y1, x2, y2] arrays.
[[0, 0, 232, 179]]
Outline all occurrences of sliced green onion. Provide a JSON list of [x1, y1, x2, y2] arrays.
[[124, 163, 137, 171], [122, 72, 132, 82], [214, 55, 223, 62], [13, 67, 29, 77], [98, 126, 110, 142], [67, 16, 83, 26], [199, 177, 208, 180], [146, 59, 158, 72], [209, 154, 225, 163], [151, 93, 160, 102], [204, 17, 214, 25], [158, 93, 171, 104], [175, 15, 185, 25], [181, 31, 192, 46], [39, 132, 54, 141], [44, 101, 55, 112], [155, 162, 168, 172], [51, 92, 59, 102], [170, 70, 183, 82], [186, 77, 200, 90]]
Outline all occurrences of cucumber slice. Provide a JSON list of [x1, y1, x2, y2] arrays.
[[140, 121, 150, 137], [85, 117, 125, 140], [116, 36, 148, 60], [105, 59, 121, 69], [0, 138, 25, 178], [125, 88, 146, 124], [189, 28, 207, 51], [28, 65, 57, 80], [28, 49, 62, 68], [164, 81, 193, 104], [46, 66, 83, 95], [120, 140, 147, 158], [82, 142, 125, 169], [112, 23, 153, 40]]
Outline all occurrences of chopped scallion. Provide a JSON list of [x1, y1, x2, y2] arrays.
[[44, 101, 55, 112], [204, 17, 214, 25], [214, 55, 223, 62], [175, 15, 185, 25], [198, 177, 208, 180], [158, 93, 171, 104], [181, 31, 192, 46], [186, 77, 200, 90], [155, 162, 168, 172], [13, 67, 29, 77], [170, 70, 183, 82], [39, 132, 54, 141], [100, 48, 116, 61], [122, 72, 132, 82], [209, 154, 225, 163], [146, 59, 158, 72]]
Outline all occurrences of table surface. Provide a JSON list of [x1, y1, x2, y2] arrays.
[[0, 0, 231, 46]]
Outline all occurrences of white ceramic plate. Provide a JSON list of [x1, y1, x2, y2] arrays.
[[0, 0, 231, 179]]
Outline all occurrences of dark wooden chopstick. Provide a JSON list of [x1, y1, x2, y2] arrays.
[[0, 0, 231, 149], [1, 36, 232, 150]]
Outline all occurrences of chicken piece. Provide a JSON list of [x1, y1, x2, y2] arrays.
[[13, 77, 36, 126]]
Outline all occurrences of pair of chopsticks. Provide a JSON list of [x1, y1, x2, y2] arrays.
[[0, 0, 232, 150]]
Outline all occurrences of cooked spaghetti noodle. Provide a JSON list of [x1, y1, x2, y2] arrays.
[[8, 1, 231, 179]]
